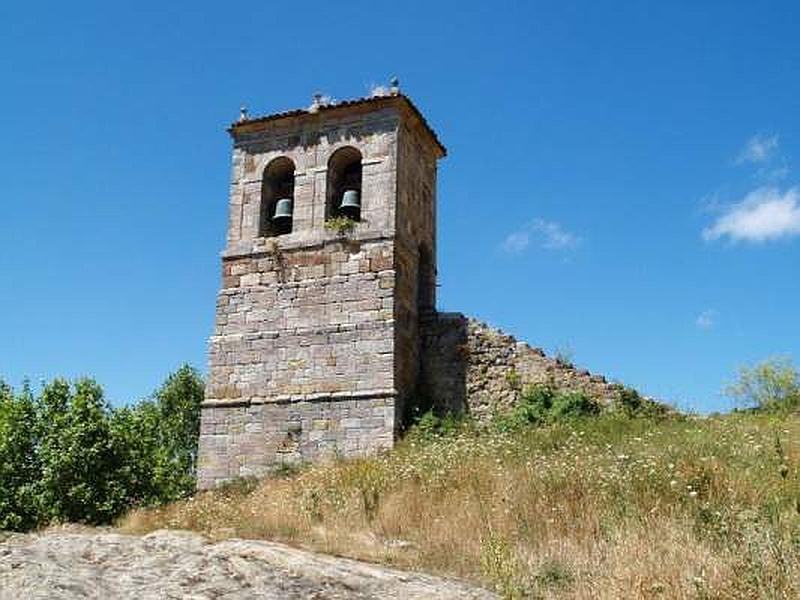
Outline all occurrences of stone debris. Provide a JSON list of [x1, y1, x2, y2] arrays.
[[0, 529, 495, 600]]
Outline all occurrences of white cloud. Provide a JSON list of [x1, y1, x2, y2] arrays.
[[736, 133, 779, 165], [696, 309, 717, 330], [703, 187, 800, 243], [501, 231, 530, 253], [531, 218, 580, 249], [501, 219, 579, 254]]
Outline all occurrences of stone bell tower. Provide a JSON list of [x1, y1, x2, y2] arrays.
[[197, 86, 446, 488]]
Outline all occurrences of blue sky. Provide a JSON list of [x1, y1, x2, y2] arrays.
[[1, 1, 798, 412]]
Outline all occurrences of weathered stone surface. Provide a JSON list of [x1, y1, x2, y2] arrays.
[[199, 93, 629, 489], [0, 529, 495, 599], [196, 395, 395, 489], [198, 95, 444, 489], [420, 315, 624, 420]]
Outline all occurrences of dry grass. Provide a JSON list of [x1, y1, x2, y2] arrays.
[[120, 413, 800, 598]]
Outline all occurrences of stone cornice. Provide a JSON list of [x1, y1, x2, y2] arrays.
[[201, 387, 398, 408]]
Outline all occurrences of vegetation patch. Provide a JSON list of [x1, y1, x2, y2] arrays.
[[122, 407, 800, 598], [4, 357, 800, 598], [324, 216, 357, 236], [0, 366, 203, 530], [493, 385, 600, 432]]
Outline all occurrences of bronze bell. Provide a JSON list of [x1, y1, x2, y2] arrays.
[[273, 197, 293, 220], [339, 189, 361, 212]]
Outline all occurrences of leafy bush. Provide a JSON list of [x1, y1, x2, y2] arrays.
[[36, 379, 128, 524], [494, 385, 600, 432], [726, 357, 800, 413], [324, 216, 357, 236], [406, 407, 474, 442], [550, 391, 600, 420], [615, 385, 670, 418], [0, 383, 39, 531], [617, 386, 644, 415], [0, 365, 203, 531]]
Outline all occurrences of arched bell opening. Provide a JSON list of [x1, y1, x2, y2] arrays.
[[326, 146, 362, 222], [261, 156, 295, 237]]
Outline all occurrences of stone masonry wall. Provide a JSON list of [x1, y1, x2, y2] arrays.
[[207, 239, 396, 402], [391, 120, 439, 421], [198, 97, 445, 489], [198, 237, 399, 489], [197, 394, 394, 490], [420, 313, 622, 420]]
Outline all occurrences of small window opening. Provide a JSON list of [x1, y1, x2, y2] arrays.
[[418, 244, 435, 315]]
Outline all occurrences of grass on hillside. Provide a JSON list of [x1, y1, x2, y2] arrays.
[[121, 412, 800, 599]]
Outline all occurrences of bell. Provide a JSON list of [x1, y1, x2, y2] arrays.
[[339, 189, 361, 212], [272, 197, 293, 220]]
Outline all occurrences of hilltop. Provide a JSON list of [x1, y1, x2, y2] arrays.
[[122, 410, 800, 598]]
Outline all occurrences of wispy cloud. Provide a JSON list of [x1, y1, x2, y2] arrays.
[[501, 231, 530, 253], [757, 160, 790, 183], [702, 187, 800, 243], [501, 218, 580, 254], [532, 219, 580, 249], [695, 309, 717, 330], [736, 133, 779, 165]]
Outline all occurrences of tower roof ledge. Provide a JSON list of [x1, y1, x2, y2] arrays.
[[229, 93, 446, 158]]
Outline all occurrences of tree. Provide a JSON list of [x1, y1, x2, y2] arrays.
[[0, 382, 40, 531], [110, 401, 162, 508], [0, 366, 204, 530], [149, 365, 204, 500], [36, 378, 127, 524], [726, 357, 800, 412]]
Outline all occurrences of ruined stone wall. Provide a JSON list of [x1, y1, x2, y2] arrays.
[[420, 314, 622, 420]]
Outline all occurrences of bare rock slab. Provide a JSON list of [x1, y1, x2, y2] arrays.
[[0, 529, 495, 599]]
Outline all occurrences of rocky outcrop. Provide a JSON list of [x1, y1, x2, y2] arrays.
[[420, 314, 623, 420], [0, 529, 495, 599]]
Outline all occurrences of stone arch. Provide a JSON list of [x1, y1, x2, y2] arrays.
[[260, 156, 295, 237], [325, 146, 362, 221]]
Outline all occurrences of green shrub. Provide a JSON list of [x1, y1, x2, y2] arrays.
[[0, 382, 40, 531], [0, 365, 204, 531], [406, 409, 474, 442], [494, 385, 600, 432], [726, 357, 800, 413], [148, 365, 204, 500], [613, 385, 672, 419], [551, 391, 600, 419], [324, 216, 357, 236], [36, 378, 128, 524], [617, 386, 644, 415]]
